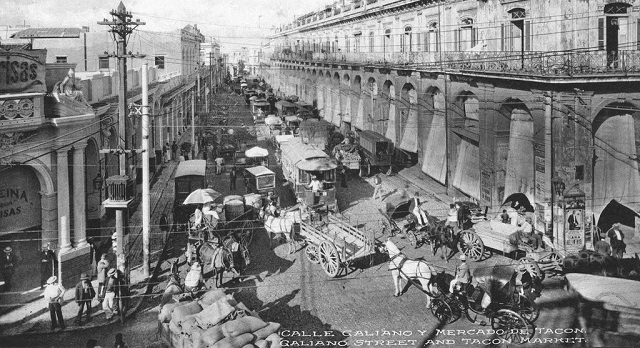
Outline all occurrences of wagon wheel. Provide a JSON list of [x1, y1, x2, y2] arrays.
[[319, 241, 341, 277], [517, 257, 544, 281], [430, 298, 453, 323], [543, 252, 563, 272], [491, 309, 533, 344], [457, 230, 484, 261], [443, 296, 463, 323], [305, 244, 320, 264], [407, 231, 418, 248], [512, 293, 540, 323], [241, 221, 258, 247]]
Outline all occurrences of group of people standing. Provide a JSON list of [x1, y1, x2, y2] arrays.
[[41, 254, 128, 331]]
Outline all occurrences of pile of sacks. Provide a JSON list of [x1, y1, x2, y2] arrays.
[[159, 289, 281, 348]]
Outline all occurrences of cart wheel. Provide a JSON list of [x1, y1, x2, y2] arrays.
[[513, 294, 539, 323], [430, 298, 453, 323], [408, 232, 418, 248], [319, 241, 341, 278], [305, 244, 320, 264], [517, 257, 544, 281], [241, 221, 257, 247], [546, 252, 563, 271], [491, 309, 533, 344], [458, 230, 484, 261]]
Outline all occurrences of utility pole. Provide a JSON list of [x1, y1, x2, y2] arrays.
[[141, 64, 150, 277], [191, 89, 196, 159], [98, 2, 145, 271]]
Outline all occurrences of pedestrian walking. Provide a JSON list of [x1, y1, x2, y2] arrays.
[[371, 174, 383, 200], [1, 246, 19, 292], [163, 143, 171, 163], [74, 273, 96, 325], [96, 254, 109, 303], [171, 141, 178, 161], [43, 276, 66, 331], [339, 165, 347, 188], [102, 268, 121, 320], [229, 166, 237, 190], [40, 243, 55, 289], [114, 333, 129, 348], [607, 223, 626, 259], [215, 156, 224, 175]]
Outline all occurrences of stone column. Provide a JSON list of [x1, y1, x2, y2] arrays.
[[72, 144, 88, 248], [56, 148, 72, 253]]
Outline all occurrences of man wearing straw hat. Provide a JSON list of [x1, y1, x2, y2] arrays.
[[1, 246, 19, 292], [43, 276, 66, 330], [449, 254, 471, 294], [75, 273, 96, 325], [102, 268, 121, 320]]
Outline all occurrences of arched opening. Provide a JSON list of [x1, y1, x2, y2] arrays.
[[421, 87, 447, 184], [0, 165, 43, 291], [495, 99, 534, 204], [592, 102, 640, 226], [352, 75, 363, 130], [341, 74, 351, 129], [398, 83, 419, 167], [382, 81, 395, 141], [364, 77, 377, 132], [331, 72, 341, 126], [450, 91, 481, 199]]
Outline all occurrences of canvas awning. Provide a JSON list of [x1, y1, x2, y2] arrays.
[[452, 140, 481, 199], [398, 109, 418, 153], [245, 165, 275, 177], [421, 111, 447, 184]]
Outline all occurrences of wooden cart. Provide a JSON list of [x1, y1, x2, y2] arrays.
[[299, 214, 375, 277]]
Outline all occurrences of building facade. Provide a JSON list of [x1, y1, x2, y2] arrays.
[[265, 0, 640, 254]]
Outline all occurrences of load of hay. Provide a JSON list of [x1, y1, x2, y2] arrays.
[[159, 289, 281, 348]]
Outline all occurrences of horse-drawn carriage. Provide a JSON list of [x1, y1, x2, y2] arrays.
[[358, 130, 394, 176], [243, 165, 276, 198], [280, 137, 338, 213], [431, 264, 540, 344], [566, 273, 640, 346]]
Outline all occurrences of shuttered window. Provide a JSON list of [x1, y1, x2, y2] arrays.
[[524, 20, 531, 51], [598, 17, 605, 50]]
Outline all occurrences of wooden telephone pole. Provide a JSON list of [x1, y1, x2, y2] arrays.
[[97, 2, 145, 274]]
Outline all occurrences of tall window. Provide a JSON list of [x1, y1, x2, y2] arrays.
[[423, 22, 439, 52], [384, 29, 393, 53], [369, 31, 375, 53], [455, 18, 477, 51], [345, 36, 351, 53], [502, 8, 531, 52], [401, 26, 413, 52], [354, 33, 362, 53]]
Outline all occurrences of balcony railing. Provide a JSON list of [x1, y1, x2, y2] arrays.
[[272, 50, 640, 76]]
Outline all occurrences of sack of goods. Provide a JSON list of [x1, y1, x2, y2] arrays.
[[158, 288, 282, 348]]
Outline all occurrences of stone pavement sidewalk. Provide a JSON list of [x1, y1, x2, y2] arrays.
[[0, 155, 182, 338]]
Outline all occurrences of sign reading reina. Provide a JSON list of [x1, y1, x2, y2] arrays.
[[0, 49, 47, 94]]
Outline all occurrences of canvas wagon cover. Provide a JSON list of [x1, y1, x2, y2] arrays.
[[175, 160, 207, 178], [281, 138, 328, 166], [245, 146, 269, 158], [245, 165, 275, 177]]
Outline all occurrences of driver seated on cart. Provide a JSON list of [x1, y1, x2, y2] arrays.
[[449, 254, 472, 294], [409, 192, 430, 227], [516, 216, 543, 252]]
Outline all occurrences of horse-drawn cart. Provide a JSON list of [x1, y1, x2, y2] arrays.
[[299, 214, 375, 278]]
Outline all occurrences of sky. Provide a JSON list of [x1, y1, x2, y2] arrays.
[[1, 0, 330, 51]]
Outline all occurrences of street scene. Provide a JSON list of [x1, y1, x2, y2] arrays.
[[1, 1, 640, 348]]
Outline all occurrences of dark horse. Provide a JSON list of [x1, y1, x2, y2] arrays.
[[195, 240, 235, 288]]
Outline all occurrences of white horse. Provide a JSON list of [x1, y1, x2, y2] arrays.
[[385, 238, 440, 308], [260, 207, 306, 254]]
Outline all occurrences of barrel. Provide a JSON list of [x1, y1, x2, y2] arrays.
[[244, 193, 262, 211], [225, 200, 245, 221], [223, 195, 243, 204]]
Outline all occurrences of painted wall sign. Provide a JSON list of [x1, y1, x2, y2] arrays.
[[0, 49, 47, 94], [0, 166, 41, 233]]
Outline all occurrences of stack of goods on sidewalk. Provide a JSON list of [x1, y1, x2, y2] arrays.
[[158, 289, 281, 348]]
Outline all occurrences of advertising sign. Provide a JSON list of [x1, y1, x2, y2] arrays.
[[564, 197, 586, 252], [0, 166, 41, 233], [0, 49, 47, 94]]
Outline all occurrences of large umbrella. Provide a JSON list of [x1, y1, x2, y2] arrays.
[[183, 188, 222, 205]]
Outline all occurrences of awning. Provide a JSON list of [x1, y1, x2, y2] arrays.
[[398, 109, 418, 153], [245, 146, 269, 158], [452, 140, 480, 199], [297, 158, 338, 171], [385, 103, 397, 143], [421, 111, 446, 184], [245, 165, 275, 177], [275, 134, 295, 144]]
